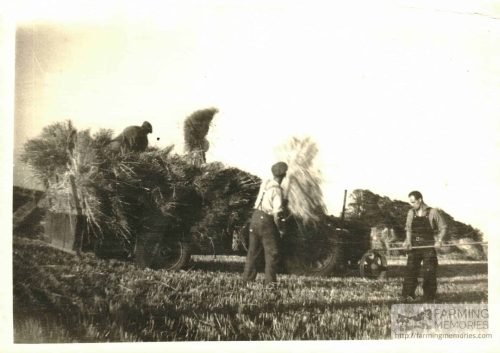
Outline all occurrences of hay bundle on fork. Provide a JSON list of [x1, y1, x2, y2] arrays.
[[278, 136, 327, 227], [183, 108, 218, 166]]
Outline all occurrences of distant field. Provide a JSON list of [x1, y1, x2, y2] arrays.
[[13, 237, 488, 342]]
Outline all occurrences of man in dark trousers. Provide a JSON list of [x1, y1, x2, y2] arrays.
[[109, 121, 153, 153], [242, 162, 288, 285], [402, 191, 447, 302]]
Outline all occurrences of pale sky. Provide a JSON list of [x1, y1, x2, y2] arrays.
[[9, 0, 500, 239]]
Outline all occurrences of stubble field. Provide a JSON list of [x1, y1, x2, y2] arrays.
[[13, 237, 487, 342]]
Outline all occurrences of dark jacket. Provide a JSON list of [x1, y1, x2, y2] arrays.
[[110, 124, 151, 153]]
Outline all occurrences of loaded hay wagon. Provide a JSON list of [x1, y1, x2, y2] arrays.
[[21, 120, 380, 278], [34, 169, 373, 278], [41, 169, 375, 278], [40, 156, 355, 277]]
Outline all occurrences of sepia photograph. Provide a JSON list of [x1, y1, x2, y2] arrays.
[[2, 0, 499, 351]]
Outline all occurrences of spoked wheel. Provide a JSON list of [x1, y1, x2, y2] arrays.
[[359, 250, 387, 279], [152, 240, 191, 270]]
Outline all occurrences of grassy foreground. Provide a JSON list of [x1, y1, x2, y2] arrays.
[[13, 237, 487, 342]]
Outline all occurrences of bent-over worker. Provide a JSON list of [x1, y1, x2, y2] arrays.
[[109, 121, 153, 153]]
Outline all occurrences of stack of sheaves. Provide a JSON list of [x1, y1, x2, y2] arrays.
[[191, 164, 261, 246]]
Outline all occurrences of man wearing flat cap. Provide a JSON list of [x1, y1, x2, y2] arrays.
[[242, 161, 288, 285], [109, 121, 153, 154]]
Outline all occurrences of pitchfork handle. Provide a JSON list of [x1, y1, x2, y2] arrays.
[[388, 241, 488, 251]]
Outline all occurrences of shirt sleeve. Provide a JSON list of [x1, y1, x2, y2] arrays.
[[270, 187, 284, 215], [430, 208, 447, 233], [405, 209, 413, 231]]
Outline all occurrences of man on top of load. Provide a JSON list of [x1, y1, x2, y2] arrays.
[[109, 121, 153, 154]]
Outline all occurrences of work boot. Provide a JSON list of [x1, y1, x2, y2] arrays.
[[401, 295, 416, 303]]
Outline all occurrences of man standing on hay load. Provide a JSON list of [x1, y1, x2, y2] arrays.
[[242, 162, 288, 286], [402, 191, 447, 302], [108, 121, 153, 153]]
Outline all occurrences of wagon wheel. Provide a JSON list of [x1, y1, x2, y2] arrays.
[[359, 250, 387, 279], [152, 240, 191, 270], [302, 240, 343, 276], [284, 231, 344, 277]]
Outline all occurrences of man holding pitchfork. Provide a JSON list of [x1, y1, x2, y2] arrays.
[[402, 191, 447, 302]]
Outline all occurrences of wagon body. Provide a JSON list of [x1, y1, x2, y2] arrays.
[[44, 211, 85, 253], [41, 203, 370, 277], [40, 182, 373, 277]]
